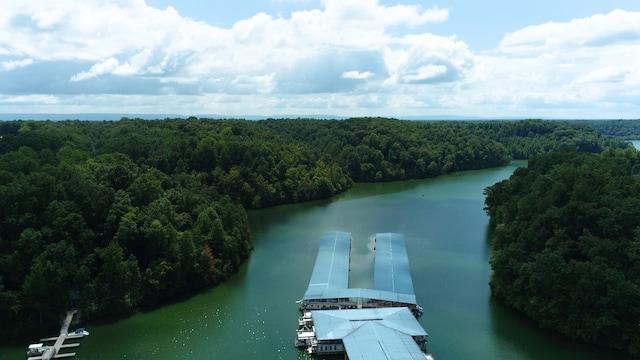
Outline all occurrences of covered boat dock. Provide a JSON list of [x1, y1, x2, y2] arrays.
[[296, 232, 433, 359]]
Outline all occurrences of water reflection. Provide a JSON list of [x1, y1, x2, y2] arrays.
[[487, 296, 627, 359]]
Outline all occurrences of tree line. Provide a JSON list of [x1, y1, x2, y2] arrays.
[[261, 118, 625, 178], [484, 148, 640, 356], [0, 117, 627, 337], [573, 119, 640, 139]]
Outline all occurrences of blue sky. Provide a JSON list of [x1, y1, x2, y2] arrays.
[[1, 0, 640, 119]]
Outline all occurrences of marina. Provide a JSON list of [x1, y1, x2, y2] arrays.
[[296, 232, 433, 359]]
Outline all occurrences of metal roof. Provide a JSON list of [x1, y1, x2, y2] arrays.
[[374, 233, 415, 295], [302, 287, 417, 305], [304, 232, 351, 299], [311, 307, 427, 360], [343, 323, 427, 360]]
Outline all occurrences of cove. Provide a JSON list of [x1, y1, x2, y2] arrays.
[[0, 161, 625, 359]]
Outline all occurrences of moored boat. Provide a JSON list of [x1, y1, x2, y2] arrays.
[[26, 343, 48, 356], [67, 328, 90, 337]]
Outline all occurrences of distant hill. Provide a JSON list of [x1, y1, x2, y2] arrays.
[[195, 114, 347, 120], [399, 115, 485, 121], [0, 113, 186, 121], [1, 113, 629, 122], [0, 113, 509, 121], [0, 113, 348, 121]]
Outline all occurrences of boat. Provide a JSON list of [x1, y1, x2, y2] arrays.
[[26, 343, 48, 356], [67, 328, 89, 337]]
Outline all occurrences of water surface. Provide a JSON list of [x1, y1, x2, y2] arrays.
[[0, 161, 626, 359]]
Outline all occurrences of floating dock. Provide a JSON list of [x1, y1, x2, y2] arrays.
[[26, 310, 88, 360], [296, 232, 433, 359]]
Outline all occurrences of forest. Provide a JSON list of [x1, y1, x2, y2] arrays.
[[0, 117, 628, 337], [574, 119, 640, 139], [484, 148, 640, 356]]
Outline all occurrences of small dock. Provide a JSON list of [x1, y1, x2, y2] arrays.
[[27, 310, 88, 360]]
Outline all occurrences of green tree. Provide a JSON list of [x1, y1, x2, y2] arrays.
[[485, 149, 640, 356]]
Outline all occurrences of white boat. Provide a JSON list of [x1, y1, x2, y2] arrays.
[[67, 328, 89, 337], [26, 343, 48, 356]]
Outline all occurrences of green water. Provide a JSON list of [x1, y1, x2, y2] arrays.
[[0, 161, 627, 359]]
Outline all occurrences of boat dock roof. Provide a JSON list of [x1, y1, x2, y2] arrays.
[[302, 232, 418, 305], [304, 231, 351, 299], [312, 307, 427, 359], [297, 232, 432, 359], [303, 287, 417, 305], [374, 233, 415, 295]]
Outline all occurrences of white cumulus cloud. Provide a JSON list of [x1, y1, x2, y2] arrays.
[[1, 58, 34, 71], [499, 9, 640, 53], [71, 57, 120, 81], [454, 9, 640, 117], [342, 71, 374, 79], [0, 1, 639, 118]]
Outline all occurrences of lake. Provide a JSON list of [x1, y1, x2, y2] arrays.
[[0, 161, 626, 359]]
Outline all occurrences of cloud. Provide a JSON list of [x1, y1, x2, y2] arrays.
[[276, 50, 388, 94], [1, 58, 33, 71], [0, 0, 453, 84], [384, 33, 474, 85], [322, 0, 448, 28], [449, 9, 640, 117], [342, 71, 374, 80], [0, 1, 639, 118], [0, 0, 458, 115], [401, 64, 448, 83], [0, 94, 59, 105], [231, 73, 276, 94], [71, 57, 120, 81], [498, 9, 640, 53], [576, 66, 629, 83]]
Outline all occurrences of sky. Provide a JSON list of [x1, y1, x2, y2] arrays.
[[1, 0, 640, 119]]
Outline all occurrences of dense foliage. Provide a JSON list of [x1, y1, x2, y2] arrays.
[[484, 148, 640, 356], [0, 117, 626, 337], [574, 119, 640, 139], [467, 119, 627, 159], [261, 118, 626, 179], [261, 118, 510, 181], [0, 118, 354, 336]]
